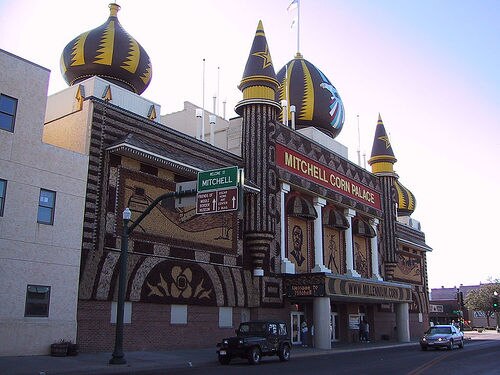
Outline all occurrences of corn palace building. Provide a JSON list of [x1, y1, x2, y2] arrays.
[[14, 3, 432, 352]]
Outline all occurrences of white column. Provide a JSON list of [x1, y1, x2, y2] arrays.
[[370, 218, 383, 280], [396, 302, 410, 342], [313, 297, 331, 349], [344, 209, 360, 277], [312, 197, 330, 273], [280, 183, 295, 274]]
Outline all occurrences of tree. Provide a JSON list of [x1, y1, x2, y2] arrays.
[[464, 283, 500, 327]]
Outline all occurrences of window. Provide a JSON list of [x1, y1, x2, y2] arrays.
[[0, 94, 18, 132], [25, 285, 50, 317], [37, 189, 56, 225], [218, 307, 233, 328], [171, 305, 187, 324], [0, 179, 6, 216], [111, 301, 132, 324]]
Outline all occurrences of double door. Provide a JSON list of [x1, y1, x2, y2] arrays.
[[330, 312, 339, 342]]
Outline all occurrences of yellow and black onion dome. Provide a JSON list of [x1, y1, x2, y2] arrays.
[[60, 3, 152, 95], [394, 179, 416, 216], [276, 53, 345, 139]]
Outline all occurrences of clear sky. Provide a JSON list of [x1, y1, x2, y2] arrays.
[[1, 0, 499, 290]]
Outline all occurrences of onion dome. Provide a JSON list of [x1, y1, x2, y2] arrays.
[[60, 3, 152, 95], [394, 180, 416, 216], [276, 53, 345, 138], [368, 114, 397, 175], [235, 20, 280, 115]]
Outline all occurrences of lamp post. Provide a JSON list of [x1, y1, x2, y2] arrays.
[[109, 207, 131, 365], [494, 291, 499, 333], [108, 190, 197, 365]]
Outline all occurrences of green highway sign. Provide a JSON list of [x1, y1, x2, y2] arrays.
[[197, 166, 238, 192], [196, 166, 239, 214]]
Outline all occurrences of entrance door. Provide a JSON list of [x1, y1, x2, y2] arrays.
[[330, 313, 339, 342], [291, 311, 305, 345]]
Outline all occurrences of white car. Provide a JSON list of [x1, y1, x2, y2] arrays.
[[420, 324, 464, 350]]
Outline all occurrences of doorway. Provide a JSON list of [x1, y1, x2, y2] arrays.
[[291, 311, 305, 345], [330, 312, 339, 342]]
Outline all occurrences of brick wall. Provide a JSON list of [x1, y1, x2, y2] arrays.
[[77, 301, 288, 352]]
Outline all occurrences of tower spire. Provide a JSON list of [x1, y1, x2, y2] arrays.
[[235, 20, 280, 115], [368, 113, 397, 175]]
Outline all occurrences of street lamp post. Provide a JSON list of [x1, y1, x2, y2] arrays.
[[108, 190, 197, 365], [494, 291, 499, 333], [109, 207, 131, 365]]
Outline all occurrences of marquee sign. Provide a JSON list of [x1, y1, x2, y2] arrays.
[[326, 278, 412, 303], [283, 274, 412, 303], [275, 144, 381, 210]]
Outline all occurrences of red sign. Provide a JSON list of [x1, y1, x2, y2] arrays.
[[276, 144, 381, 210]]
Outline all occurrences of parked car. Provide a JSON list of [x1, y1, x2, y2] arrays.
[[420, 324, 465, 350], [216, 320, 291, 365]]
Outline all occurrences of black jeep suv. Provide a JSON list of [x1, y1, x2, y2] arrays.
[[216, 320, 292, 365]]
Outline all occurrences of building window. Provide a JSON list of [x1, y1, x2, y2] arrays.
[[0, 94, 18, 132], [0, 179, 6, 216], [219, 307, 233, 328], [170, 305, 187, 325], [37, 189, 56, 225], [25, 285, 50, 317], [111, 301, 132, 324]]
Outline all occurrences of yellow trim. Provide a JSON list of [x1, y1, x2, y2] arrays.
[[243, 86, 275, 100], [371, 162, 394, 174], [71, 31, 89, 67], [240, 75, 279, 87], [121, 38, 139, 73], [299, 60, 314, 121], [95, 21, 115, 66]]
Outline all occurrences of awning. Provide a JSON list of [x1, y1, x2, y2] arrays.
[[323, 208, 349, 230], [353, 218, 376, 238], [286, 195, 317, 220]]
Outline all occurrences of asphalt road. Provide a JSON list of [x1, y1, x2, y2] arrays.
[[164, 337, 500, 375]]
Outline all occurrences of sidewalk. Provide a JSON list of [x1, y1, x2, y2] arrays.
[[0, 340, 419, 375]]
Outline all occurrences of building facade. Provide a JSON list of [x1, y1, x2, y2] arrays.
[[430, 285, 499, 328], [1, 2, 433, 355], [0, 49, 89, 355]]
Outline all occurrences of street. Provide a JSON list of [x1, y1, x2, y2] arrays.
[[164, 335, 500, 375]]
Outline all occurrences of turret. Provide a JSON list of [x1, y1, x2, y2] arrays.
[[236, 21, 280, 277]]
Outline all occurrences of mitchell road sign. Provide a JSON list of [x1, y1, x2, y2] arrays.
[[197, 166, 238, 192], [196, 166, 239, 214]]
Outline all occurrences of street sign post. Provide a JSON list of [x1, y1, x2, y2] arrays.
[[196, 166, 239, 214], [175, 180, 197, 208]]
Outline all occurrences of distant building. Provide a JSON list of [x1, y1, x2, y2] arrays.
[[430, 285, 498, 328]]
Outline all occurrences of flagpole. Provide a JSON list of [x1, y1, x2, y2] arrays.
[[297, 0, 300, 54]]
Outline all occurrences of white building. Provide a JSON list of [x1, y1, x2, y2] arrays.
[[0, 49, 89, 356]]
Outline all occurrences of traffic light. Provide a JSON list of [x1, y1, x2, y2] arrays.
[[492, 294, 499, 310]]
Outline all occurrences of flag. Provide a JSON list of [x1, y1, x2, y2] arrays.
[[287, 0, 299, 29], [287, 0, 298, 11]]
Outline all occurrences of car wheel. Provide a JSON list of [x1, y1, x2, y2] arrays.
[[279, 344, 291, 361], [421, 346, 427, 351], [458, 339, 464, 349], [448, 340, 454, 350], [219, 354, 231, 365], [248, 347, 261, 365]]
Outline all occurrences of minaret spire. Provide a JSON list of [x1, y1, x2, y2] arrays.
[[368, 114, 399, 279], [235, 20, 280, 114], [368, 113, 398, 176], [236, 21, 280, 277]]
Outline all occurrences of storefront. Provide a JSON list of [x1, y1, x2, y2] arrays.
[[284, 274, 413, 347]]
